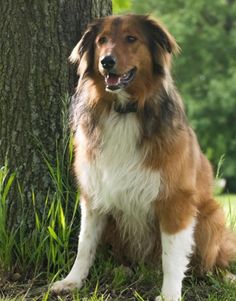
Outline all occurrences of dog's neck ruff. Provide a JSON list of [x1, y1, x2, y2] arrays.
[[113, 100, 138, 114]]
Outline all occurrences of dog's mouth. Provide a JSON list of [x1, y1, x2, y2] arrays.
[[104, 67, 137, 91]]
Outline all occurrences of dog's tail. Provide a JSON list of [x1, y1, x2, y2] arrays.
[[195, 198, 236, 272], [216, 227, 236, 268]]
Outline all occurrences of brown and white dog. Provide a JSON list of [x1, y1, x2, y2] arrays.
[[52, 14, 236, 301]]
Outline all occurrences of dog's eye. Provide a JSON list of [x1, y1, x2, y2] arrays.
[[126, 36, 137, 43], [98, 36, 108, 45]]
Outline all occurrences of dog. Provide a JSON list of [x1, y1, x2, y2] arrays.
[[51, 14, 236, 301]]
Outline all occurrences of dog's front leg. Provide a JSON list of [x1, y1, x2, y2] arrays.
[[156, 218, 196, 301], [51, 198, 107, 294]]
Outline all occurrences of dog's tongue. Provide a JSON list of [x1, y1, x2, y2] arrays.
[[106, 73, 120, 86]]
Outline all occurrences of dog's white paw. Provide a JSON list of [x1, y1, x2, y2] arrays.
[[51, 278, 82, 294]]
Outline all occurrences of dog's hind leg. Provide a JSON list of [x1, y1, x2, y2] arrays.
[[51, 197, 107, 294], [195, 198, 236, 272]]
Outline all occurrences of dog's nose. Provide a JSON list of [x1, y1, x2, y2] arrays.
[[100, 55, 116, 70]]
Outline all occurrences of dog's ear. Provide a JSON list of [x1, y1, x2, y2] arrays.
[[142, 16, 180, 55], [140, 16, 180, 75], [69, 19, 102, 74]]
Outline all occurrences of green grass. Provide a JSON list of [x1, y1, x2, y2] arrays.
[[1, 258, 236, 300], [217, 194, 236, 211], [0, 150, 79, 279], [217, 194, 236, 228]]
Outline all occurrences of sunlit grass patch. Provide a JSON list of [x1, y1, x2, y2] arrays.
[[217, 194, 236, 228]]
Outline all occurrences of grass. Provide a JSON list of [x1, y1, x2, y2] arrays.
[[217, 194, 236, 212], [217, 194, 236, 228], [1, 255, 236, 300], [0, 153, 79, 279]]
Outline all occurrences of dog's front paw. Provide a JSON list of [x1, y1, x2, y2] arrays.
[[51, 278, 82, 294], [155, 295, 181, 301]]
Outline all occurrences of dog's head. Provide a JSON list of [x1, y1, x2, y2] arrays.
[[70, 14, 179, 99]]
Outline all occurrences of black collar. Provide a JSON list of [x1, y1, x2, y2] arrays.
[[114, 100, 138, 114]]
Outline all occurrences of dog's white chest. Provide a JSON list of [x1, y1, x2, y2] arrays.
[[77, 111, 161, 221]]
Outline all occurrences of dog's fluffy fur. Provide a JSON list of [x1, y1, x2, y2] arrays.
[[52, 14, 236, 301]]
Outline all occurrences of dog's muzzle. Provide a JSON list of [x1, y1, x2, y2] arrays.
[[100, 55, 136, 91]]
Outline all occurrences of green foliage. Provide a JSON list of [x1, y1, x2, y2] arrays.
[[113, 0, 236, 190], [0, 95, 80, 281], [0, 162, 17, 270], [217, 194, 236, 228], [0, 138, 79, 279], [113, 0, 131, 13]]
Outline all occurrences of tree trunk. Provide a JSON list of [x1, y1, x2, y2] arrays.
[[0, 0, 112, 224]]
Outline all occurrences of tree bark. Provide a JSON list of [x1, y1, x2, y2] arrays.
[[0, 0, 112, 224]]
